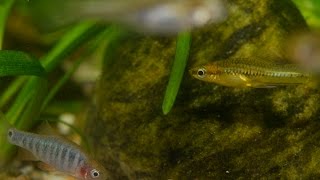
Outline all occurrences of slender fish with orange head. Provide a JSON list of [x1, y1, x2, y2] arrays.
[[190, 57, 311, 88]]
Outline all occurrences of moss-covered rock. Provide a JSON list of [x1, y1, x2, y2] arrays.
[[88, 0, 320, 179]]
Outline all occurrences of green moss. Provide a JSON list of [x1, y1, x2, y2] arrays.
[[88, 0, 320, 179]]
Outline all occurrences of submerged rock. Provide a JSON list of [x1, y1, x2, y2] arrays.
[[88, 0, 320, 179]]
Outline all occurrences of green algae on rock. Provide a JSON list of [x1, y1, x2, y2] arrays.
[[87, 0, 320, 179]]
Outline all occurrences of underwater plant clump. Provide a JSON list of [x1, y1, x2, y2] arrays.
[[87, 0, 320, 179]]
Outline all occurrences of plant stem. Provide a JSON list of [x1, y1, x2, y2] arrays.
[[0, 77, 26, 109], [0, 0, 15, 49], [41, 21, 102, 72]]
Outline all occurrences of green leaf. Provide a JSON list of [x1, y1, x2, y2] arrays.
[[0, 50, 46, 77], [293, 0, 320, 28], [162, 32, 191, 115], [6, 21, 102, 127], [0, 77, 26, 109], [0, 22, 103, 165]]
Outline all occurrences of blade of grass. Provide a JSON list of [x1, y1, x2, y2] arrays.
[[15, 77, 48, 130], [40, 26, 128, 154], [41, 21, 103, 72], [0, 0, 15, 49], [0, 22, 104, 165], [3, 22, 102, 119], [41, 56, 84, 111], [162, 32, 191, 115], [0, 76, 26, 109], [0, 50, 46, 76], [43, 100, 84, 115], [42, 26, 115, 110], [42, 25, 128, 110], [103, 26, 130, 67], [6, 21, 103, 126], [6, 77, 41, 124], [0, 77, 47, 165], [0, 78, 47, 160]]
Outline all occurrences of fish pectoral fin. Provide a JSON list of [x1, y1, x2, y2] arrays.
[[37, 163, 74, 178], [37, 121, 82, 148], [238, 75, 254, 87], [37, 165, 73, 179], [238, 76, 278, 88], [239, 75, 249, 82], [37, 162, 56, 172], [17, 148, 38, 161], [0, 111, 14, 137]]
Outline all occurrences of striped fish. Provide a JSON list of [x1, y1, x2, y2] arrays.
[[189, 57, 311, 88], [7, 128, 108, 180]]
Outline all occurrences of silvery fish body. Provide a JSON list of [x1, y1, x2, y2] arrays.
[[7, 128, 108, 180], [31, 0, 227, 34], [190, 58, 311, 88]]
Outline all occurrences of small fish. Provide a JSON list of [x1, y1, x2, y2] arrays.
[[189, 58, 311, 88], [7, 128, 108, 180], [30, 0, 227, 34]]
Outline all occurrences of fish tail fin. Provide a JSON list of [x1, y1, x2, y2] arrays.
[[0, 111, 14, 138], [0, 111, 16, 167]]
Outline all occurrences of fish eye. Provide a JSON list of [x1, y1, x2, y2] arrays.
[[90, 169, 100, 178], [197, 68, 206, 78], [8, 129, 13, 138]]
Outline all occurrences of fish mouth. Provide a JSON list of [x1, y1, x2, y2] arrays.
[[188, 68, 199, 77], [188, 68, 195, 74]]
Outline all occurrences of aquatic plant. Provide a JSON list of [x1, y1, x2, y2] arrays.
[[0, 0, 14, 50], [0, 1, 111, 166], [1, 0, 318, 178], [293, 0, 320, 28], [162, 32, 191, 114], [0, 0, 192, 170]]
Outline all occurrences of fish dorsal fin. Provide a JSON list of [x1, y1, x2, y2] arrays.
[[0, 111, 40, 164], [36, 121, 83, 149], [0, 111, 14, 136], [256, 53, 290, 64], [234, 49, 289, 64], [36, 120, 60, 136]]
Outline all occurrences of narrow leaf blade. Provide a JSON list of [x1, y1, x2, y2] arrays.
[[0, 50, 46, 77], [162, 32, 191, 115]]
